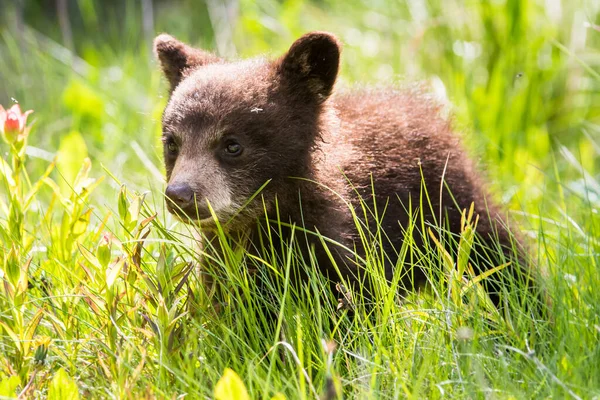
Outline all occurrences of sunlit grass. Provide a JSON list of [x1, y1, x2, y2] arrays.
[[0, 0, 599, 398]]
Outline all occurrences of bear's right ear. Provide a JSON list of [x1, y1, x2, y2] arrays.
[[153, 34, 221, 91], [277, 32, 341, 103]]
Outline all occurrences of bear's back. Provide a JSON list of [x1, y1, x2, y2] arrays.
[[312, 88, 511, 285], [326, 88, 486, 212]]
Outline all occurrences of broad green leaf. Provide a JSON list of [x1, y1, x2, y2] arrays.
[[62, 79, 103, 121], [214, 368, 250, 400], [127, 192, 146, 230], [96, 234, 112, 268], [48, 368, 80, 400], [23, 308, 45, 355], [0, 375, 20, 398], [71, 208, 92, 238], [77, 243, 101, 284], [106, 257, 125, 289], [57, 130, 88, 196], [0, 322, 20, 350], [16, 257, 32, 298], [4, 245, 20, 288]]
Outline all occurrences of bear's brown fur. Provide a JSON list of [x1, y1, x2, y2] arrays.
[[154, 31, 532, 306]]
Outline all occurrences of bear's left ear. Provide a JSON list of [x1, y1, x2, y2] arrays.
[[154, 34, 221, 92], [277, 32, 341, 102]]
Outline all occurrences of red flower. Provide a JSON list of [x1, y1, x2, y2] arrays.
[[0, 104, 33, 144]]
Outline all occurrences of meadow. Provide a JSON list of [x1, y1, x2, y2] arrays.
[[0, 0, 599, 398]]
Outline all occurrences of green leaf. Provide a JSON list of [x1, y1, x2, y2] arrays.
[[57, 130, 88, 196], [72, 158, 91, 191], [0, 322, 20, 352], [457, 203, 477, 278], [118, 185, 129, 224], [156, 246, 169, 295], [22, 308, 45, 355], [77, 243, 101, 283], [71, 208, 92, 238], [72, 158, 104, 201], [16, 257, 32, 301], [127, 193, 146, 231], [4, 245, 20, 288], [48, 368, 80, 400], [96, 234, 112, 268], [0, 156, 15, 187], [0, 375, 20, 398], [214, 368, 250, 400], [8, 195, 23, 243], [106, 257, 125, 289], [62, 79, 104, 121], [24, 161, 55, 211]]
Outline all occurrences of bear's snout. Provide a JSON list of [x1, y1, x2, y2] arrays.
[[165, 182, 195, 209]]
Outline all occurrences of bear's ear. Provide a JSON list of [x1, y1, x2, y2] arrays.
[[153, 34, 221, 91], [277, 32, 341, 102]]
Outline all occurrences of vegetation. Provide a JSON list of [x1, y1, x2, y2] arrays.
[[0, 0, 599, 398]]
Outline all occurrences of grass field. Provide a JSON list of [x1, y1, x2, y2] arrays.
[[1, 0, 600, 398]]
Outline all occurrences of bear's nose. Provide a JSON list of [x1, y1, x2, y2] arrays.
[[165, 183, 194, 208]]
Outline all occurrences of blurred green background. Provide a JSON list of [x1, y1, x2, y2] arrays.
[[1, 0, 599, 213]]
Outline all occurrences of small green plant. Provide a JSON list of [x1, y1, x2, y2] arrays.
[[0, 104, 47, 385], [428, 204, 505, 322]]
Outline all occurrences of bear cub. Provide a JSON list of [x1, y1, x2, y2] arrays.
[[154, 31, 532, 307]]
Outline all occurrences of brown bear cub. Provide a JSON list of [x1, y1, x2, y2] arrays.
[[154, 31, 532, 308]]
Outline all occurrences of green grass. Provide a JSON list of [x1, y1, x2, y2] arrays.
[[0, 0, 600, 398]]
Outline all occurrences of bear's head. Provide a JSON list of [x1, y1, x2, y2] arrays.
[[154, 32, 341, 228]]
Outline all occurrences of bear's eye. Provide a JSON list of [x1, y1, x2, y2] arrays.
[[224, 141, 243, 156], [165, 138, 178, 155]]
